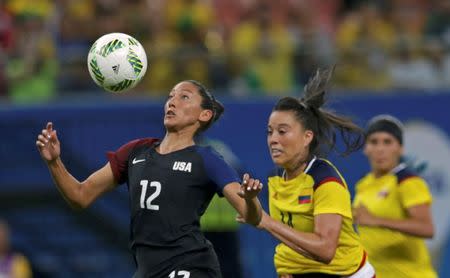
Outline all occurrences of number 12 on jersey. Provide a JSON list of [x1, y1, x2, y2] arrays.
[[140, 180, 161, 210], [169, 270, 190, 278]]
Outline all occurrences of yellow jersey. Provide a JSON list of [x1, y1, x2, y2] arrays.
[[353, 163, 437, 278], [268, 157, 365, 275]]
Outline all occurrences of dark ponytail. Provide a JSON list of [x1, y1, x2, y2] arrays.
[[273, 66, 364, 157], [187, 80, 224, 133]]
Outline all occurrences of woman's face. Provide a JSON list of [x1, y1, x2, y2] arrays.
[[164, 81, 212, 132], [364, 131, 403, 173], [267, 110, 312, 169]]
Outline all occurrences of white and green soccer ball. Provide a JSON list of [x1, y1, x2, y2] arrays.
[[87, 33, 148, 93]]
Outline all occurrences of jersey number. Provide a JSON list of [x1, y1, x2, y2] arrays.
[[280, 211, 294, 228], [139, 180, 161, 210], [169, 270, 190, 278]]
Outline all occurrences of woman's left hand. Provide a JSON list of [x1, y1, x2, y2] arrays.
[[353, 205, 379, 226], [237, 173, 263, 200]]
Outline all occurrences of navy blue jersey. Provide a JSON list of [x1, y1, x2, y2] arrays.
[[107, 138, 240, 277]]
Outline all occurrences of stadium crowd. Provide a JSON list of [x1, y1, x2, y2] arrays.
[[0, 0, 450, 103]]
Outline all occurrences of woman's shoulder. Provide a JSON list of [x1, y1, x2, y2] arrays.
[[129, 137, 160, 147], [108, 138, 160, 159], [193, 145, 232, 167], [393, 163, 426, 186], [307, 158, 346, 190], [194, 144, 220, 157], [123, 137, 160, 152]]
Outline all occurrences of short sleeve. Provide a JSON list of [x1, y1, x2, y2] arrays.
[[106, 138, 158, 184], [398, 176, 433, 208], [313, 182, 353, 218], [197, 146, 240, 196]]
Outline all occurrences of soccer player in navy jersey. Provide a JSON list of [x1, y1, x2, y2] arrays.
[[36, 80, 263, 278]]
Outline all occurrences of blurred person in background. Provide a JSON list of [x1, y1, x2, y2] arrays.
[[425, 0, 450, 46], [5, 10, 57, 103], [390, 0, 428, 48], [388, 39, 441, 90], [229, 0, 295, 96], [166, 0, 213, 85], [239, 68, 375, 277], [56, 0, 99, 93], [421, 38, 450, 89], [334, 1, 394, 90], [287, 0, 339, 89], [353, 115, 437, 278], [0, 0, 13, 96], [145, 0, 214, 95], [0, 220, 32, 278], [36, 80, 262, 278]]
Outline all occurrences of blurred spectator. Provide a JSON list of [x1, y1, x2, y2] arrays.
[[6, 12, 57, 103], [144, 0, 214, 95], [287, 1, 337, 88], [390, 0, 427, 49], [0, 220, 32, 278], [5, 0, 53, 18], [334, 2, 394, 90], [424, 38, 450, 89], [1, 0, 449, 98], [425, 0, 450, 47], [0, 0, 13, 95], [388, 39, 440, 90], [167, 0, 213, 83], [229, 0, 296, 96], [212, 0, 246, 41], [56, 0, 98, 93]]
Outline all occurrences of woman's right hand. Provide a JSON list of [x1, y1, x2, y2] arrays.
[[36, 122, 61, 164], [236, 209, 270, 230]]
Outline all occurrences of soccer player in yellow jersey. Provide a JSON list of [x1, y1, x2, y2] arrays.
[[353, 115, 437, 278], [240, 68, 376, 277]]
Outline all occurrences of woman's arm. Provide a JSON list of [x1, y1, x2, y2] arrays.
[[354, 204, 434, 238], [260, 212, 342, 264], [223, 174, 263, 226], [37, 122, 117, 209], [47, 160, 117, 209]]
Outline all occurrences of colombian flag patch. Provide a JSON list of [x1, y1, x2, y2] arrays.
[[298, 195, 312, 204]]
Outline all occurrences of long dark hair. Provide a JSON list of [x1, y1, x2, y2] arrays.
[[273, 66, 364, 157], [187, 80, 224, 133]]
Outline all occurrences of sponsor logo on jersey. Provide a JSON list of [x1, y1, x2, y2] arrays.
[[173, 161, 192, 172], [377, 188, 390, 198], [132, 158, 146, 164]]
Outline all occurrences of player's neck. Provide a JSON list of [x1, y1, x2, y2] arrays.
[[283, 159, 307, 181], [372, 169, 390, 178], [159, 132, 195, 154]]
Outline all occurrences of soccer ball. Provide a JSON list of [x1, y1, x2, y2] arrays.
[[87, 33, 148, 93]]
